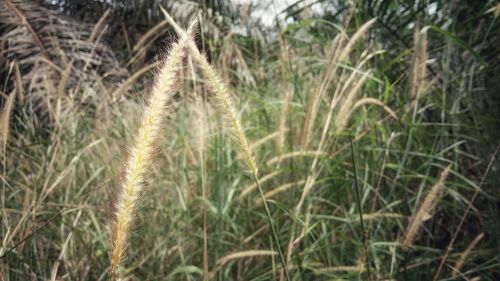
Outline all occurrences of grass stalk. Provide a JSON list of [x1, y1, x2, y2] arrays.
[[349, 134, 371, 280]]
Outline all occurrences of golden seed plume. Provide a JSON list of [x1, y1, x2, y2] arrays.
[[299, 18, 376, 148], [0, 91, 16, 149], [348, 97, 398, 121], [108, 18, 198, 280], [334, 70, 371, 134], [402, 165, 452, 250], [299, 36, 342, 148], [161, 8, 257, 175], [14, 62, 24, 104], [277, 35, 293, 155], [410, 27, 428, 99], [278, 85, 293, 155], [338, 18, 377, 62], [197, 55, 258, 174], [210, 250, 277, 279]]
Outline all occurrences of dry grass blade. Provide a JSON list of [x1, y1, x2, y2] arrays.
[[298, 18, 376, 147], [402, 165, 452, 250], [352, 212, 403, 222], [250, 128, 289, 152], [314, 265, 365, 273], [110, 62, 161, 98], [255, 180, 306, 205], [216, 250, 277, 267], [238, 171, 282, 200], [88, 9, 111, 42], [133, 20, 170, 52], [452, 233, 484, 277], [349, 97, 398, 120], [210, 250, 277, 278], [266, 150, 326, 166], [57, 61, 74, 97]]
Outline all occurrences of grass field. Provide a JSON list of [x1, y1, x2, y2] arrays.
[[1, 1, 499, 280]]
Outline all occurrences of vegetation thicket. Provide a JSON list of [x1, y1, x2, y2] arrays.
[[0, 1, 499, 281]]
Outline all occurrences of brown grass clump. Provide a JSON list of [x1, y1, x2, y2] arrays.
[[402, 164, 452, 250], [108, 19, 198, 280]]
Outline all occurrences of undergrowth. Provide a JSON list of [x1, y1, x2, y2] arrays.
[[1, 1, 499, 281]]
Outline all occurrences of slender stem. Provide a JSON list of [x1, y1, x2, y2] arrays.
[[199, 110, 209, 281], [252, 173, 291, 281], [350, 134, 371, 280]]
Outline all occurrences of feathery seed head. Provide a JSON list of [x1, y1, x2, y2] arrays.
[[108, 18, 198, 280], [402, 165, 452, 250], [162, 10, 257, 175]]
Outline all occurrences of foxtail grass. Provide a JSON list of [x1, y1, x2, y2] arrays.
[[277, 34, 293, 156], [410, 27, 428, 99], [299, 18, 376, 148], [402, 164, 452, 250], [161, 8, 291, 281], [348, 97, 398, 121], [452, 233, 484, 277], [108, 19, 198, 280], [334, 70, 371, 134], [0, 91, 15, 149]]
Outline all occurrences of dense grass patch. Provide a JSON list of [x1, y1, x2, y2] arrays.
[[1, 1, 499, 280]]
